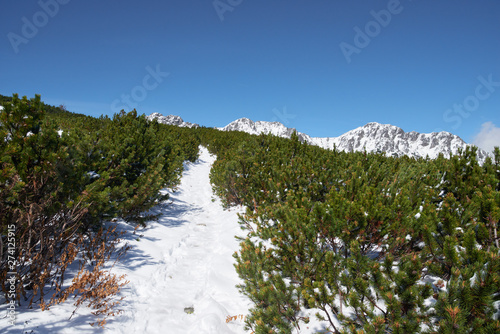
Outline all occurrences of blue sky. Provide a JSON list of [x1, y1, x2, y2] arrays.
[[1, 0, 499, 151]]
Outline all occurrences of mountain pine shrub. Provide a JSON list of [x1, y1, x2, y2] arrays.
[[0, 95, 128, 326], [206, 130, 500, 333]]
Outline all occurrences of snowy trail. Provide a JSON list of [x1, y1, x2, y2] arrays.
[[2, 147, 251, 334], [107, 147, 251, 334]]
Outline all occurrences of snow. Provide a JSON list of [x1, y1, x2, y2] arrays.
[[147, 113, 199, 128], [219, 118, 310, 142], [87, 171, 100, 179], [310, 122, 472, 159], [1, 147, 252, 333]]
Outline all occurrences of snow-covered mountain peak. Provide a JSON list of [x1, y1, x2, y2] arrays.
[[316, 122, 464, 158], [220, 117, 490, 164], [220, 118, 312, 142], [221, 117, 256, 133], [147, 112, 199, 128], [346, 122, 406, 139]]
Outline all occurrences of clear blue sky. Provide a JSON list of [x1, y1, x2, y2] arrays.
[[1, 0, 499, 151]]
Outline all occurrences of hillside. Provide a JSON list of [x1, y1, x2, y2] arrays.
[[2, 96, 499, 333]]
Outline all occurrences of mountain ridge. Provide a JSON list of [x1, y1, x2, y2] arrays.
[[220, 117, 490, 162], [149, 113, 491, 163], [147, 112, 199, 128]]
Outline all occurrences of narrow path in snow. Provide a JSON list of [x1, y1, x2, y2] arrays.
[[106, 147, 251, 334], [0, 147, 251, 334]]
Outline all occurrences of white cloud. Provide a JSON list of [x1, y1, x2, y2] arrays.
[[472, 122, 500, 154]]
